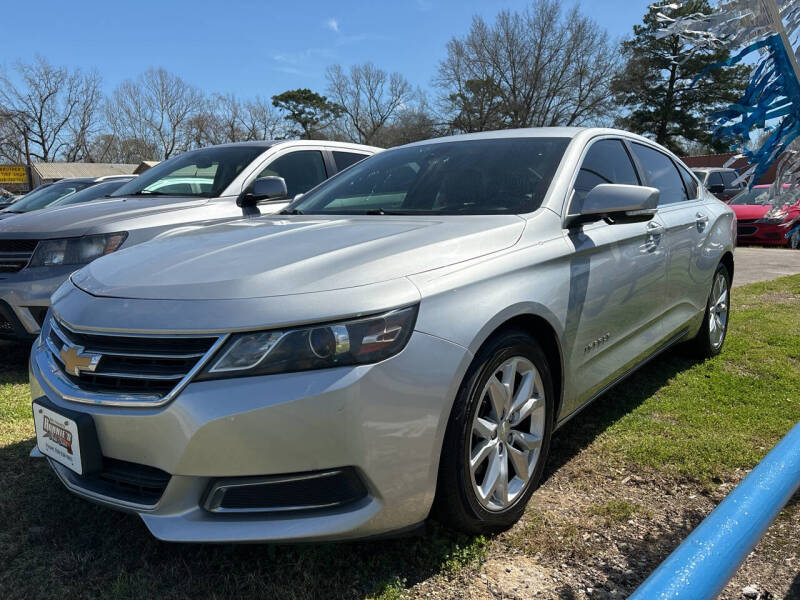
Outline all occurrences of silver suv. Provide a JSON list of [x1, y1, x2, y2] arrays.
[[30, 128, 735, 542], [0, 140, 379, 340]]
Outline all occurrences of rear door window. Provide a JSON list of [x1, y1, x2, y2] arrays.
[[333, 151, 369, 172], [630, 143, 688, 205], [570, 139, 640, 215], [258, 150, 328, 198], [721, 171, 739, 188], [708, 172, 724, 187]]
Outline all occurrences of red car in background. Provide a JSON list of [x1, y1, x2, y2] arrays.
[[730, 184, 800, 248]]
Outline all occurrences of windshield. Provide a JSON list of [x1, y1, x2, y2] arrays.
[[3, 180, 94, 213], [112, 145, 268, 198], [56, 179, 132, 206], [290, 137, 570, 215], [730, 187, 800, 207]]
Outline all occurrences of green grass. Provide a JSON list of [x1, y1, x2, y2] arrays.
[[1, 275, 798, 599], [587, 278, 800, 482]]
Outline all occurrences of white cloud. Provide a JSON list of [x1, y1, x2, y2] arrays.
[[326, 18, 340, 33]]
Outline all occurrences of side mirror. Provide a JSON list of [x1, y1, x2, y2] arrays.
[[238, 176, 288, 207], [708, 183, 725, 194], [570, 184, 659, 227], [293, 193, 304, 202]]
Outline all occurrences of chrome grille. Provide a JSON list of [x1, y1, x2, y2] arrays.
[[43, 315, 224, 404], [0, 239, 38, 273]]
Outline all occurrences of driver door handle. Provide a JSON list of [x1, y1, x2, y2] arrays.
[[647, 222, 665, 236]]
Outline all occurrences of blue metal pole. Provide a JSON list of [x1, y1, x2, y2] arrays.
[[630, 421, 800, 600]]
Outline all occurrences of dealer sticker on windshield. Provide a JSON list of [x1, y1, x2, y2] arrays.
[[33, 402, 84, 475]]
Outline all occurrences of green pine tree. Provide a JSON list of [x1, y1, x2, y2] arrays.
[[271, 89, 342, 140], [611, 0, 751, 155]]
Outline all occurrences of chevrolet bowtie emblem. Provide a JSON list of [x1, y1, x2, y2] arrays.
[[60, 344, 101, 376]]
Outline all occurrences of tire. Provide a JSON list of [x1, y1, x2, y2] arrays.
[[687, 263, 731, 358], [434, 329, 554, 534], [789, 229, 799, 250]]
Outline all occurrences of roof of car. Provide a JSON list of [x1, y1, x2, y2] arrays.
[[202, 140, 382, 153], [399, 127, 669, 149]]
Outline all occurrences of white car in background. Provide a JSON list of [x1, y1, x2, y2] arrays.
[[0, 140, 380, 340]]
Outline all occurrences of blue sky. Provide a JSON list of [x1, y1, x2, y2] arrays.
[[3, 0, 652, 98]]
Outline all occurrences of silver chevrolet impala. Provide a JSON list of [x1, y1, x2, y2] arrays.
[[30, 128, 735, 542]]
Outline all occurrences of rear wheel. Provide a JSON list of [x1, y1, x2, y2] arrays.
[[434, 330, 554, 534], [688, 263, 731, 358]]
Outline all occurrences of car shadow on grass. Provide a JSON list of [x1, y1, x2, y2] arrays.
[[0, 345, 699, 600], [0, 434, 488, 599], [0, 341, 31, 384], [544, 346, 697, 481]]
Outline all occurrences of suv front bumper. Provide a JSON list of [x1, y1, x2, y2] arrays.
[[0, 265, 74, 340]]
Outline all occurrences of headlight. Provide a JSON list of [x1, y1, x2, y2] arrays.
[[196, 305, 419, 381], [28, 233, 127, 268], [756, 208, 789, 224]]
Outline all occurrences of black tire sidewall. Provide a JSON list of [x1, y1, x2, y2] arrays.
[[442, 330, 554, 532], [700, 263, 732, 357]]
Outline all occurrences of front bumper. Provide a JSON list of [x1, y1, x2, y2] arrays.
[[30, 330, 472, 542], [736, 221, 795, 246], [0, 265, 74, 340]]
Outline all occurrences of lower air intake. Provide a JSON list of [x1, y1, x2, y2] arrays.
[[204, 468, 368, 514]]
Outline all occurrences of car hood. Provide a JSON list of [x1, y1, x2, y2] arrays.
[[0, 196, 209, 237], [72, 214, 526, 300], [731, 204, 771, 220]]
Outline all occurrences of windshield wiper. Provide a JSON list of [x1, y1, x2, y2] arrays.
[[128, 191, 177, 197], [278, 208, 304, 215], [363, 208, 411, 215]]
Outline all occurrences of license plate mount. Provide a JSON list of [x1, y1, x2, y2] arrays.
[[32, 397, 102, 476]]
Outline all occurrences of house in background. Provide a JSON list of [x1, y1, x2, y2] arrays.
[[681, 152, 780, 185], [30, 162, 139, 188]]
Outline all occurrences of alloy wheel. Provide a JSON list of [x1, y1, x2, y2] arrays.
[[469, 356, 546, 512], [709, 271, 729, 350]]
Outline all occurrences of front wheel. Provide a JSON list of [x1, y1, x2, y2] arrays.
[[789, 228, 799, 250], [688, 263, 731, 358], [434, 330, 554, 534]]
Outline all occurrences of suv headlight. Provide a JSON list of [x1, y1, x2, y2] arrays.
[[196, 305, 419, 381], [756, 207, 789, 224], [28, 233, 127, 268]]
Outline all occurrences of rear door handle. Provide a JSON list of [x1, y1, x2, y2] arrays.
[[696, 212, 709, 225]]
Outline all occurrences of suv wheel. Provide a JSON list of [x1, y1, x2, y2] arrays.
[[434, 329, 554, 534]]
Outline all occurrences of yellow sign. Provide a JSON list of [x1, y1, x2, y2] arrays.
[[0, 165, 27, 184]]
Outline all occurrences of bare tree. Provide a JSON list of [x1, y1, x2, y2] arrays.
[[187, 94, 288, 147], [370, 91, 442, 147], [242, 96, 286, 140], [326, 62, 412, 145], [106, 67, 204, 160], [0, 57, 103, 161], [436, 0, 620, 133], [88, 133, 157, 164]]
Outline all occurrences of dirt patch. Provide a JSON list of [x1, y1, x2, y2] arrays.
[[409, 449, 800, 599]]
